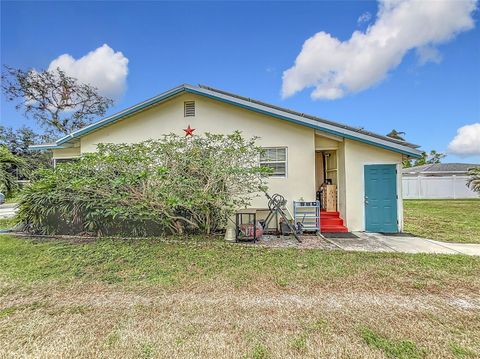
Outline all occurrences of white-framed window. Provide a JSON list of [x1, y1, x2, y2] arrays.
[[260, 147, 287, 177]]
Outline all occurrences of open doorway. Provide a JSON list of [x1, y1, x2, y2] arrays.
[[315, 150, 338, 212]]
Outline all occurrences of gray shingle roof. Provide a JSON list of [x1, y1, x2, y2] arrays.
[[200, 85, 420, 149], [30, 83, 422, 157], [403, 163, 480, 174]]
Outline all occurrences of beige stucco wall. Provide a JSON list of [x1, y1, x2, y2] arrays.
[[52, 146, 81, 159], [51, 93, 407, 232], [315, 136, 339, 150], [343, 139, 404, 232], [78, 93, 316, 211]]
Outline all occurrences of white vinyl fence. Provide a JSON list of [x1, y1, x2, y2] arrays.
[[403, 175, 479, 199]]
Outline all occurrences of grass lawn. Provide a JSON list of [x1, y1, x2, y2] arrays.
[[1, 235, 479, 358], [5, 197, 19, 204], [404, 199, 480, 244], [0, 218, 15, 230]]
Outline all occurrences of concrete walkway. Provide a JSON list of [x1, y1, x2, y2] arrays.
[[0, 203, 18, 219], [326, 232, 480, 256]]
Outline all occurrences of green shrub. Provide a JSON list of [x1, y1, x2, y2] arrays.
[[17, 132, 270, 236], [0, 145, 28, 196]]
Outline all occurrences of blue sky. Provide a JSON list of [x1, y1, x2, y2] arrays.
[[1, 1, 479, 162]]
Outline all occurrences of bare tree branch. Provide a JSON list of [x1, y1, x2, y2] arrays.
[[1, 66, 114, 136]]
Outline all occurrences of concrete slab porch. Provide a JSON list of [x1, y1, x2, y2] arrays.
[[325, 232, 480, 256]]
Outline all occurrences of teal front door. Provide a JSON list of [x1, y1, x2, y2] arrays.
[[364, 164, 398, 233]]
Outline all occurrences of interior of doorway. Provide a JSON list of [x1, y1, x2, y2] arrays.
[[315, 150, 338, 211]]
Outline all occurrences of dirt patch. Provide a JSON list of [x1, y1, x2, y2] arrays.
[[239, 235, 339, 250]]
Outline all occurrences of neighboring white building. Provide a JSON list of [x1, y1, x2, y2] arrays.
[[31, 84, 423, 233], [403, 163, 479, 199]]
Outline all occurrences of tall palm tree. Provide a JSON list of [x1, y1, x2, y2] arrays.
[[467, 167, 480, 193]]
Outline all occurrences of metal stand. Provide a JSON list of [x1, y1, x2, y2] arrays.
[[294, 201, 320, 233], [235, 212, 257, 242], [262, 193, 301, 242]]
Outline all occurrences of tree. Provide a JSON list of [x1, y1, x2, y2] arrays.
[[0, 146, 27, 196], [0, 126, 52, 179], [467, 167, 480, 193], [403, 150, 446, 168], [386, 129, 406, 141], [1, 66, 113, 136]]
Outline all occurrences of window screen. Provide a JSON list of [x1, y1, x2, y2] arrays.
[[260, 147, 287, 177]]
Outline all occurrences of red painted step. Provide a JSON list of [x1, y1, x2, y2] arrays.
[[320, 211, 340, 217], [321, 225, 349, 233], [320, 211, 349, 233], [321, 218, 343, 225]]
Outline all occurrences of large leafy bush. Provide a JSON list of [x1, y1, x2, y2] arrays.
[[18, 132, 270, 236]]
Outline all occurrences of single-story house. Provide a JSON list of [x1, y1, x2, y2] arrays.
[[31, 84, 423, 233], [403, 163, 479, 199]]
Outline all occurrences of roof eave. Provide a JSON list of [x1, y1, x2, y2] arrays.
[[29, 144, 66, 150], [198, 84, 421, 149], [50, 83, 423, 158], [184, 87, 423, 158]]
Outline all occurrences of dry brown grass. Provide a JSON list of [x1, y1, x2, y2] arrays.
[[1, 282, 479, 358], [1, 235, 479, 358]]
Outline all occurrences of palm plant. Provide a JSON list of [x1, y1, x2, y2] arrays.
[[467, 167, 480, 193]]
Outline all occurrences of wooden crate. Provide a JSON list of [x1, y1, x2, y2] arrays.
[[321, 184, 337, 212]]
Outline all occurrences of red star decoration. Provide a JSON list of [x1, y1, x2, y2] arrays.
[[183, 125, 195, 136]]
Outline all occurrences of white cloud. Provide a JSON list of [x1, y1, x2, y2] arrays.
[[357, 11, 372, 25], [282, 0, 477, 100], [48, 44, 129, 100], [416, 46, 442, 65], [447, 123, 480, 157]]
